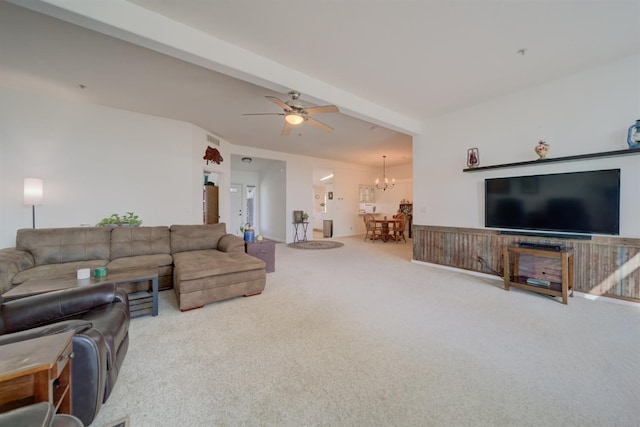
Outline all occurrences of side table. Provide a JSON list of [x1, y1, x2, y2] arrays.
[[503, 246, 574, 304], [0, 331, 74, 414], [293, 222, 309, 242], [246, 239, 276, 273]]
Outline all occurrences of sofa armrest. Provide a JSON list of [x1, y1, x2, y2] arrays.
[[218, 234, 245, 253], [0, 282, 122, 334], [0, 319, 92, 345], [0, 248, 34, 295]]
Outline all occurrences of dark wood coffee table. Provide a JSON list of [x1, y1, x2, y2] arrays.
[[2, 268, 159, 318]]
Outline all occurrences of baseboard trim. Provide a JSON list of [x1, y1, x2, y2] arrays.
[[411, 259, 640, 308]]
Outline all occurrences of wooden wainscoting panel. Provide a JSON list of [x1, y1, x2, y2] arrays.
[[413, 225, 640, 302]]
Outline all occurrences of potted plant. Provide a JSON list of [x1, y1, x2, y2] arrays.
[[97, 213, 122, 227], [121, 212, 142, 227], [96, 212, 143, 227], [240, 222, 255, 242], [302, 212, 309, 222]]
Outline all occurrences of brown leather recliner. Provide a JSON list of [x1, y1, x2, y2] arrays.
[[0, 282, 130, 426]]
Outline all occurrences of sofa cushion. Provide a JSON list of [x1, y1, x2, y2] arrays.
[[217, 234, 246, 253], [110, 226, 170, 259], [107, 254, 173, 270], [170, 224, 228, 254], [173, 249, 265, 281], [16, 228, 112, 266], [12, 260, 108, 285]]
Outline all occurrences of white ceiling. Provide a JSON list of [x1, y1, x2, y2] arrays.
[[2, 0, 638, 168]]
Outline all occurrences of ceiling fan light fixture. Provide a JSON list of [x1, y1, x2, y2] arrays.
[[285, 113, 304, 125]]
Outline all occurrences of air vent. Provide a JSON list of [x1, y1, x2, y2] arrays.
[[206, 134, 220, 146]]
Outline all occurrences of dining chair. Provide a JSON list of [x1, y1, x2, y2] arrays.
[[391, 213, 407, 243], [363, 214, 381, 242]]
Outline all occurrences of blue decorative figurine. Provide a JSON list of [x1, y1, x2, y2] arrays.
[[628, 119, 640, 149]]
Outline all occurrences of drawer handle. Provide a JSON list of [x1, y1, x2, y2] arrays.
[[259, 250, 267, 254]]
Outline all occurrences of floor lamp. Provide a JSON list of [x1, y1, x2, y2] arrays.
[[24, 178, 43, 229]]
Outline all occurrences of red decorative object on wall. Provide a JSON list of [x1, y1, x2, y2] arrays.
[[467, 147, 479, 168], [204, 146, 223, 165]]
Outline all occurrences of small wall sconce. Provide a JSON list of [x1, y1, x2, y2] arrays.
[[24, 178, 44, 229]]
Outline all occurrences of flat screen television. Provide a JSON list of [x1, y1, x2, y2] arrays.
[[485, 169, 620, 236]]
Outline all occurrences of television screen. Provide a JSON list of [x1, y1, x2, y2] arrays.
[[485, 169, 620, 236]]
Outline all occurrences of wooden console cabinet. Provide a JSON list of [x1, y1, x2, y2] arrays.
[[0, 331, 74, 414], [503, 246, 574, 304]]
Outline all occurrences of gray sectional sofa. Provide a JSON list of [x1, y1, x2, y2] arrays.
[[0, 223, 266, 311]]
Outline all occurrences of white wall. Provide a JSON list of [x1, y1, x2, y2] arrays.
[[413, 54, 640, 238], [0, 86, 204, 247], [0, 84, 388, 247]]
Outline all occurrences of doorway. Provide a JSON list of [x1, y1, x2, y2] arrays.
[[313, 168, 334, 239], [230, 155, 286, 241]]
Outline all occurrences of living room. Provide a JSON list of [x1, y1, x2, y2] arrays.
[[1, 1, 639, 426], [1, 2, 638, 249]]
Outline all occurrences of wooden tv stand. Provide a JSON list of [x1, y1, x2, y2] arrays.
[[503, 246, 574, 304]]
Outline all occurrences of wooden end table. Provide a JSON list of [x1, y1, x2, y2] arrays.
[[246, 239, 276, 273], [0, 331, 74, 414], [2, 268, 159, 318]]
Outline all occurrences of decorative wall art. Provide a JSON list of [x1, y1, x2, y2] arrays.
[[203, 146, 224, 165], [466, 148, 479, 168]]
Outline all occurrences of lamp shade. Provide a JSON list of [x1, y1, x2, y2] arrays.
[[24, 178, 44, 205]]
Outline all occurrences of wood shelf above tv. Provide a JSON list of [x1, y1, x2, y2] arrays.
[[462, 148, 640, 172]]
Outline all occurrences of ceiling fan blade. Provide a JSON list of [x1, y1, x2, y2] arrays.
[[266, 96, 293, 111], [242, 113, 285, 116], [305, 116, 334, 133], [281, 121, 293, 136], [304, 105, 339, 115]]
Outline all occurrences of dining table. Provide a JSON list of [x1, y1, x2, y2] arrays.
[[371, 218, 401, 242]]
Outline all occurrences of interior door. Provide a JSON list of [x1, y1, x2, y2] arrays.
[[230, 183, 243, 235], [204, 185, 219, 224]]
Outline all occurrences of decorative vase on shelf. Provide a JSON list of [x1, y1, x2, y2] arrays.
[[534, 140, 550, 159], [627, 119, 640, 149]]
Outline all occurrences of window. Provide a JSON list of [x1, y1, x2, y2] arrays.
[[246, 185, 255, 227]]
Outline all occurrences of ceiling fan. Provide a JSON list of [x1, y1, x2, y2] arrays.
[[243, 90, 339, 136]]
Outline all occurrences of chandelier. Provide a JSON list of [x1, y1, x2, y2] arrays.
[[375, 155, 395, 191]]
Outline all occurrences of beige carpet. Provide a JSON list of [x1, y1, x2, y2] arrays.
[[92, 236, 640, 427]]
